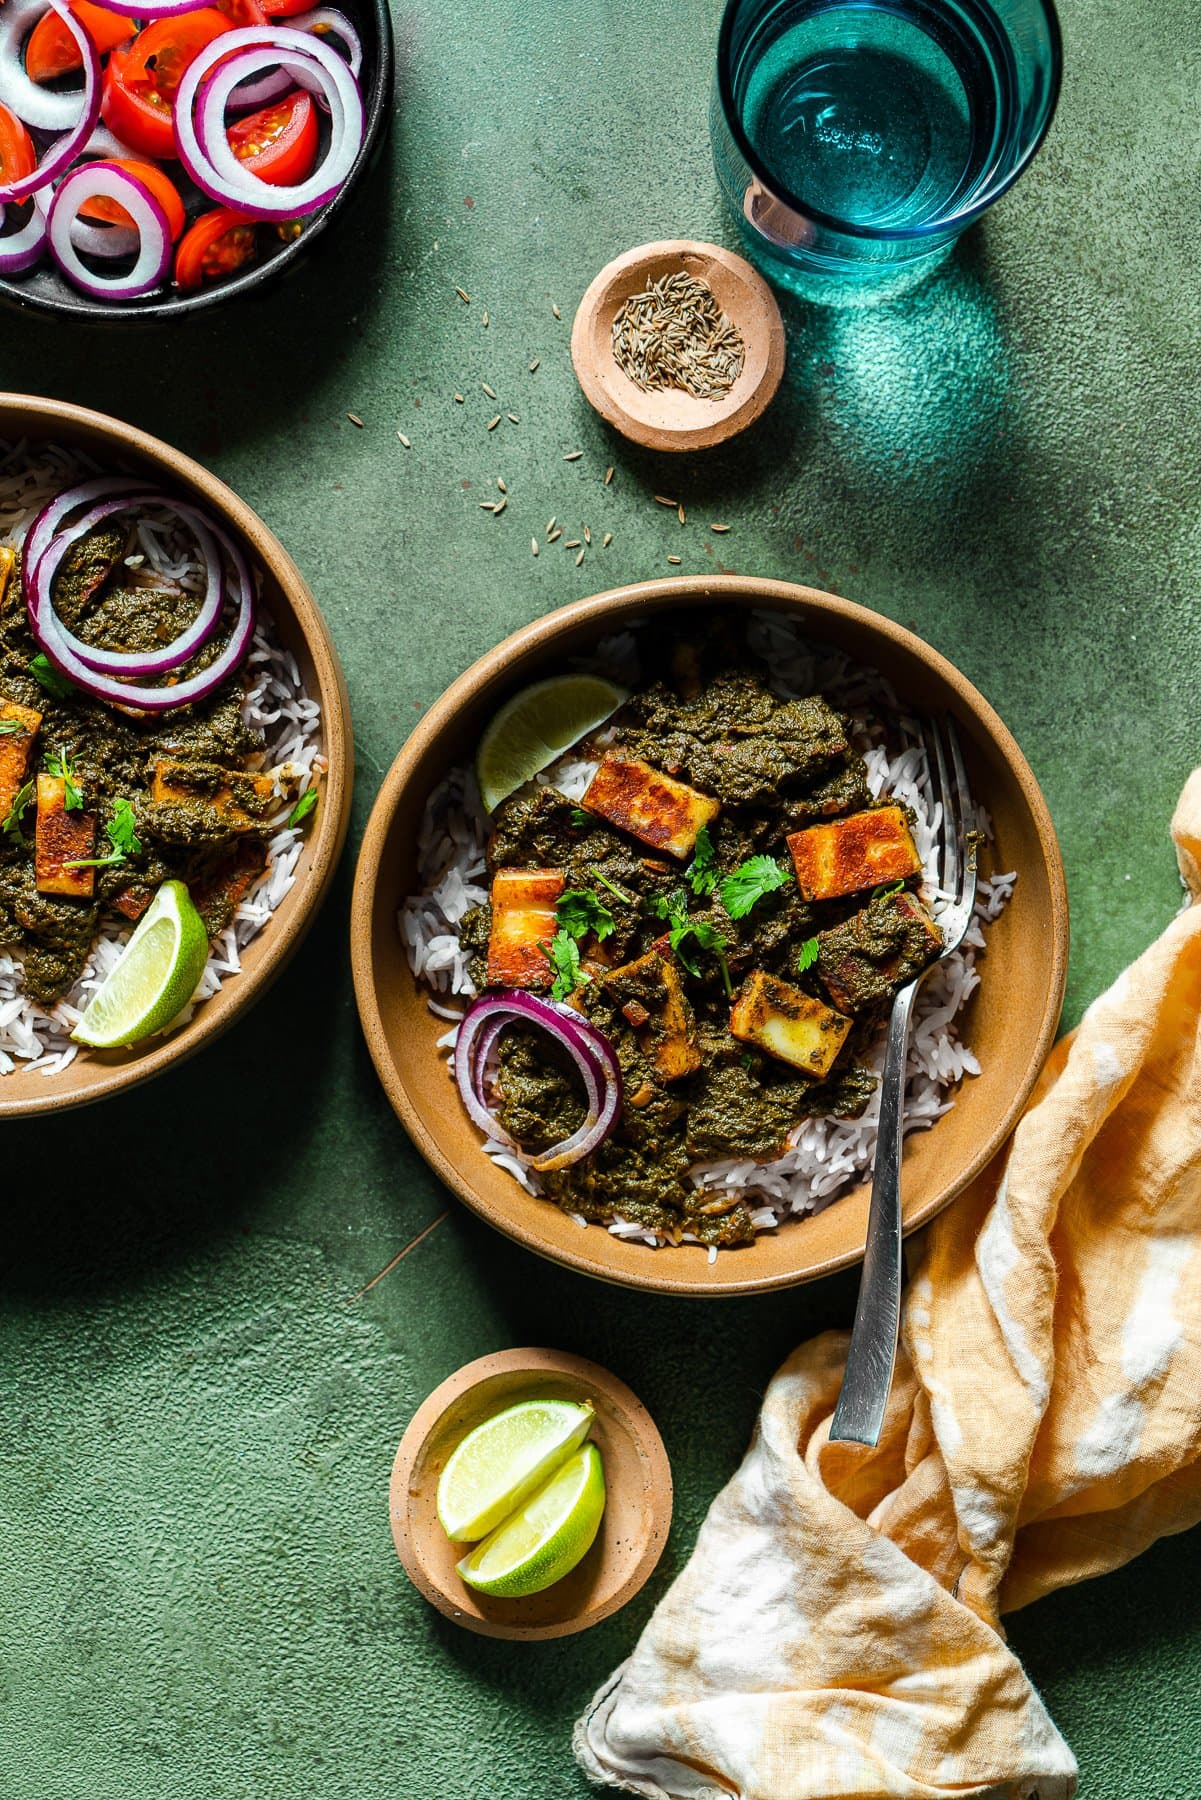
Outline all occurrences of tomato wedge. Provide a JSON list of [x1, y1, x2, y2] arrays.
[[101, 10, 233, 162], [228, 91, 318, 188], [78, 159, 186, 240], [174, 207, 257, 289], [24, 1, 132, 84], [0, 103, 37, 188], [214, 0, 269, 22]]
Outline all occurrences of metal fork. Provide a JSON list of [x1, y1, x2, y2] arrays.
[[829, 716, 978, 1447]]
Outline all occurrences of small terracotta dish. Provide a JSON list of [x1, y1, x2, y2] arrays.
[[390, 1347, 673, 1640], [0, 393, 353, 1118], [351, 576, 1069, 1298], [571, 240, 786, 453]]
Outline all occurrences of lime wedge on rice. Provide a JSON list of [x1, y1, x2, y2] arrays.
[[475, 674, 626, 813], [436, 1397, 595, 1543], [72, 879, 210, 1048], [456, 1441, 606, 1598]]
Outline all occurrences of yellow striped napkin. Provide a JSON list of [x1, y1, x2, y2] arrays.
[[576, 771, 1201, 1800]]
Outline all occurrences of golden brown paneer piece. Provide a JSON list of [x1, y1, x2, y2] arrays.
[[787, 803, 921, 903], [602, 947, 702, 1082], [111, 886, 153, 923], [486, 867, 564, 989], [0, 700, 42, 819], [0, 545, 15, 611], [581, 753, 719, 860], [35, 774, 96, 898], [729, 970, 852, 1079], [150, 760, 276, 829]]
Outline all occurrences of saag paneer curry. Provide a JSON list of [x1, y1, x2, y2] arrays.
[[462, 631, 944, 1247]]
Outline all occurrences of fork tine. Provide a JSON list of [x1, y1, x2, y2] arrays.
[[926, 717, 960, 901], [945, 717, 975, 894]]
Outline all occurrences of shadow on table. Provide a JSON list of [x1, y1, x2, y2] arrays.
[[0, 849, 354, 1301]]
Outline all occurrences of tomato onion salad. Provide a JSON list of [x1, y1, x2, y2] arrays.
[[0, 0, 366, 301]]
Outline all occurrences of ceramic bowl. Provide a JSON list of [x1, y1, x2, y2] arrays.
[[0, 0, 393, 324], [351, 576, 1069, 1298], [0, 392, 353, 1117], [571, 240, 785, 452], [390, 1347, 673, 1639]]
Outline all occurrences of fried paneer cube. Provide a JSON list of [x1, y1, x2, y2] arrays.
[[581, 753, 719, 859], [0, 700, 41, 818], [34, 774, 96, 898], [729, 970, 851, 1079], [817, 890, 943, 1015], [0, 545, 16, 611], [602, 947, 702, 1082], [787, 804, 921, 902], [486, 867, 564, 989]]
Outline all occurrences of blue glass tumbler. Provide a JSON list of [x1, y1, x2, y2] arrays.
[[711, 0, 1062, 301]]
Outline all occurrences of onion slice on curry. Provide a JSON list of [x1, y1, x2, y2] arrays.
[[454, 991, 623, 1173]]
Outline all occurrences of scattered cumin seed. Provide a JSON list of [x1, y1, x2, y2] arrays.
[[531, 537, 539, 556], [493, 495, 507, 514], [565, 539, 581, 549], [603, 532, 613, 547], [482, 310, 489, 327], [548, 527, 563, 542], [677, 503, 686, 525], [575, 548, 585, 567], [482, 382, 496, 398], [347, 412, 364, 427], [710, 523, 730, 533], [497, 478, 506, 493], [507, 413, 519, 424], [667, 555, 682, 565], [547, 516, 557, 534], [454, 393, 465, 403], [486, 415, 501, 430], [397, 431, 411, 448], [654, 494, 676, 507], [455, 287, 470, 303], [604, 466, 614, 486], [564, 450, 583, 461], [583, 526, 591, 544], [529, 359, 540, 372], [552, 303, 561, 318], [479, 501, 497, 511]]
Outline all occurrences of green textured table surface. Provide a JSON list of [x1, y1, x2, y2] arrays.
[[2, 0, 1199, 1794]]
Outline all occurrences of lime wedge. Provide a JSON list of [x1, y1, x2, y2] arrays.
[[436, 1397, 595, 1543], [456, 1442, 606, 1598], [72, 879, 210, 1049], [475, 674, 626, 813]]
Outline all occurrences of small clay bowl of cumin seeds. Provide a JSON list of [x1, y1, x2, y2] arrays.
[[571, 239, 785, 453]]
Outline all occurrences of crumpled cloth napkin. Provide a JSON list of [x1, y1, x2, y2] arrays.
[[576, 772, 1201, 1800]]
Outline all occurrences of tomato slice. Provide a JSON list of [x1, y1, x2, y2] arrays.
[[174, 207, 257, 289], [78, 158, 186, 240], [227, 91, 318, 188], [0, 103, 37, 187], [214, 0, 269, 22], [101, 10, 233, 162], [260, 0, 315, 16], [24, 1, 132, 84]]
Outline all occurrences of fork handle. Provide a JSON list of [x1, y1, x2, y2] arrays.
[[829, 976, 920, 1447]]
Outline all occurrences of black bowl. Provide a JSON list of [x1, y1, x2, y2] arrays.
[[0, 0, 393, 323]]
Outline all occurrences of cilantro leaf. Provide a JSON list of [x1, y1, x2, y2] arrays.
[[29, 654, 74, 700], [287, 787, 318, 829], [539, 929, 586, 1002], [1, 778, 33, 842], [653, 887, 689, 925], [45, 746, 82, 810], [871, 878, 907, 900], [719, 855, 789, 921], [64, 797, 144, 869], [0, 719, 25, 736], [556, 887, 616, 943], [686, 824, 718, 897], [594, 869, 635, 905], [570, 807, 590, 829], [670, 917, 732, 998], [796, 936, 820, 974]]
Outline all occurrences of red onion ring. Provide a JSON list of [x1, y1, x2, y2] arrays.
[[0, 0, 101, 204], [34, 492, 226, 676], [454, 991, 623, 1172], [0, 196, 47, 272], [47, 162, 171, 299], [26, 489, 256, 712], [225, 8, 361, 113], [175, 28, 363, 221], [287, 9, 362, 79], [23, 474, 145, 583], [87, 0, 217, 17]]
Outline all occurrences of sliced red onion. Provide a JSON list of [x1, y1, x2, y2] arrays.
[[68, 213, 140, 260], [0, 0, 101, 202], [0, 195, 47, 272], [89, 0, 219, 16], [454, 991, 623, 1172], [35, 491, 226, 675], [26, 489, 256, 711], [175, 27, 363, 221], [47, 162, 171, 299], [23, 474, 144, 584], [287, 9, 362, 79]]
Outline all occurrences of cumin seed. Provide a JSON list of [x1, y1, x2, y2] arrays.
[[497, 478, 506, 493], [552, 303, 561, 318], [454, 393, 465, 403], [610, 271, 746, 401], [397, 431, 411, 448], [603, 532, 613, 547], [565, 539, 581, 548], [548, 527, 563, 542], [547, 516, 557, 534], [493, 495, 507, 514], [654, 494, 676, 507], [677, 503, 686, 525], [529, 358, 540, 372], [564, 450, 583, 461], [507, 413, 519, 424], [710, 523, 730, 533], [667, 555, 682, 565], [482, 310, 489, 327], [455, 287, 470, 303], [575, 548, 585, 567], [583, 526, 591, 544], [482, 382, 496, 398], [532, 538, 539, 556], [347, 413, 364, 427], [479, 501, 497, 511], [486, 415, 501, 430], [604, 466, 614, 486]]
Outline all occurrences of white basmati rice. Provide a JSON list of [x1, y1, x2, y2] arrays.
[[399, 616, 1013, 1250], [0, 441, 323, 1077]]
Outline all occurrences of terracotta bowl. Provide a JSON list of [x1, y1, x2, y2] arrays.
[[571, 240, 786, 453], [389, 1347, 673, 1640], [0, 392, 353, 1118], [351, 576, 1069, 1298]]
